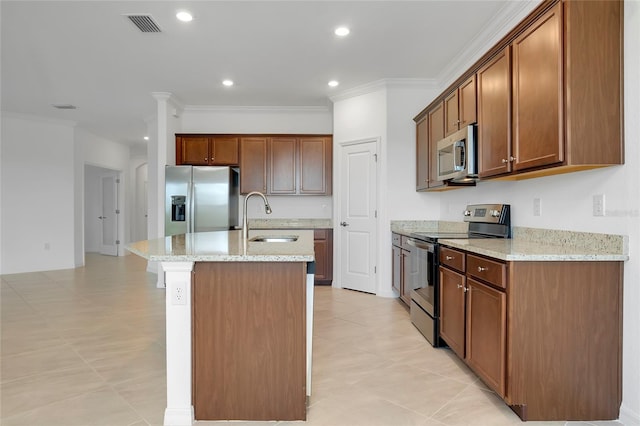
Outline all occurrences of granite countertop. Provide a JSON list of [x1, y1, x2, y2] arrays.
[[390, 221, 628, 262], [126, 229, 315, 262], [249, 218, 332, 229], [439, 238, 628, 261]]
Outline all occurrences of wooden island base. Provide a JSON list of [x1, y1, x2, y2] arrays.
[[192, 262, 307, 421]]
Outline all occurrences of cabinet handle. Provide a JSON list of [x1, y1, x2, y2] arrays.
[[446, 255, 454, 260], [501, 156, 516, 164], [477, 266, 488, 272], [457, 284, 464, 289]]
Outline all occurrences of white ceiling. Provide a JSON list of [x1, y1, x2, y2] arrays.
[[1, 1, 537, 147]]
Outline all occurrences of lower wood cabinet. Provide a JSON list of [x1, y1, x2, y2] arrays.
[[438, 246, 623, 421], [465, 277, 506, 396], [192, 262, 306, 421], [313, 229, 333, 285], [391, 233, 412, 305]]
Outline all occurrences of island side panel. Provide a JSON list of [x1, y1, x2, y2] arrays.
[[507, 261, 623, 421], [192, 262, 307, 421]]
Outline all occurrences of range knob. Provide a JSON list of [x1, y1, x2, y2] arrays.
[[490, 209, 501, 218], [464, 210, 472, 216]]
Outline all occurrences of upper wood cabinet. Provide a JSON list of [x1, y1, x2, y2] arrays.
[[444, 75, 477, 137], [414, 0, 623, 187], [269, 137, 297, 194], [427, 102, 445, 189], [511, 2, 563, 172], [176, 135, 239, 166], [415, 116, 429, 191], [240, 135, 332, 195], [477, 47, 512, 178], [299, 137, 332, 195], [239, 137, 268, 194]]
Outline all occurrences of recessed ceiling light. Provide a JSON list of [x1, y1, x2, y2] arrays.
[[144, 136, 149, 141], [176, 11, 193, 22], [222, 80, 234, 87], [328, 80, 339, 87], [335, 26, 350, 37]]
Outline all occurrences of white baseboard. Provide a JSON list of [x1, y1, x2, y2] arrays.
[[163, 407, 194, 426], [620, 403, 640, 426]]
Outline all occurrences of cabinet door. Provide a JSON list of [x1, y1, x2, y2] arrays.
[[416, 116, 429, 191], [211, 137, 239, 165], [179, 136, 210, 165], [313, 229, 333, 285], [299, 137, 331, 195], [439, 266, 466, 358], [392, 245, 401, 294], [427, 102, 445, 188], [400, 249, 411, 305], [512, 2, 563, 172], [444, 90, 460, 136], [269, 137, 297, 194], [239, 137, 268, 194], [478, 47, 512, 178], [459, 75, 477, 127], [466, 278, 506, 397]]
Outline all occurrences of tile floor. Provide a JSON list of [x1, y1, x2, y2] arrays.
[[0, 253, 624, 426]]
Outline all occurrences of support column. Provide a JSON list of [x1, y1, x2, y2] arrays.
[[162, 261, 194, 426]]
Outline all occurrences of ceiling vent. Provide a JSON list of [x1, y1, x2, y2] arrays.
[[52, 104, 77, 110], [125, 15, 161, 33]]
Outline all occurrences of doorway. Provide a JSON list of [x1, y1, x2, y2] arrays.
[[337, 139, 379, 294], [84, 165, 120, 256]]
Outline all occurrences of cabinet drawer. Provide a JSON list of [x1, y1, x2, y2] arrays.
[[467, 254, 507, 289], [440, 247, 465, 272], [392, 233, 401, 247]]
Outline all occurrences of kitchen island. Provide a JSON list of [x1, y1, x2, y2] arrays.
[[127, 229, 315, 426]]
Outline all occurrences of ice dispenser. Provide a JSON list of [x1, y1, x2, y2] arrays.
[[171, 196, 186, 222]]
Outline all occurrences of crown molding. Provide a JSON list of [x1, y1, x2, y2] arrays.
[[329, 78, 437, 103], [436, 0, 541, 89], [183, 105, 331, 113]]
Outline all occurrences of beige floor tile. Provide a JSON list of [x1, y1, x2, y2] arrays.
[[0, 365, 107, 418], [0, 386, 144, 426], [1, 254, 626, 426], [0, 343, 86, 382]]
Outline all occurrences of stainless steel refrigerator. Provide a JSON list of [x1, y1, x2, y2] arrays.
[[165, 166, 239, 236]]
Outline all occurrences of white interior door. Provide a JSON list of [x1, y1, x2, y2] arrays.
[[99, 174, 119, 256], [339, 140, 378, 294]]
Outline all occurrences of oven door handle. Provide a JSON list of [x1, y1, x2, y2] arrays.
[[406, 238, 435, 252]]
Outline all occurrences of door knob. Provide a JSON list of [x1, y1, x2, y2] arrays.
[[340, 221, 349, 227]]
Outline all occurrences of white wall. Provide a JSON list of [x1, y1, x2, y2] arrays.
[[0, 114, 135, 274], [1, 114, 77, 273], [332, 82, 439, 296]]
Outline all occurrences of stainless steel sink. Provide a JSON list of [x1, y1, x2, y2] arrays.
[[249, 235, 298, 243]]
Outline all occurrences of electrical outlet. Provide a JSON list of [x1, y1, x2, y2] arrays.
[[533, 198, 542, 216], [593, 194, 606, 217], [172, 282, 187, 305]]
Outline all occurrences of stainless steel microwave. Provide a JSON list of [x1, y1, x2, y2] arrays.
[[436, 124, 478, 182]]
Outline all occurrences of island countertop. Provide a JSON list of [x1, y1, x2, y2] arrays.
[[126, 229, 315, 262]]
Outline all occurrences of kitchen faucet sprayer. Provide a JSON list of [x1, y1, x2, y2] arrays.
[[242, 191, 272, 241]]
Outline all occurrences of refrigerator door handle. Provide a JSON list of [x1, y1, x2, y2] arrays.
[[188, 181, 195, 233]]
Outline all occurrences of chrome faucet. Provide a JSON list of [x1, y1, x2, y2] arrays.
[[242, 191, 272, 240]]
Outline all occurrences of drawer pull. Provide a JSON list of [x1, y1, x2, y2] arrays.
[[446, 255, 454, 260], [477, 266, 488, 272]]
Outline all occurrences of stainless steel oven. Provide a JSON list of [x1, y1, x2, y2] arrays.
[[409, 204, 511, 347], [407, 238, 437, 344]]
